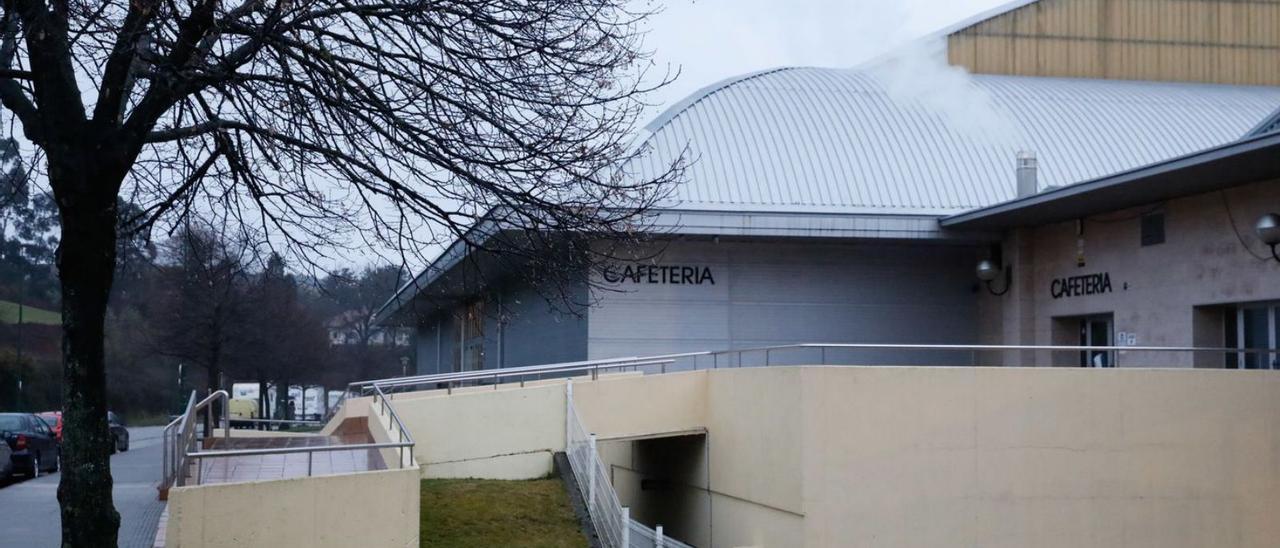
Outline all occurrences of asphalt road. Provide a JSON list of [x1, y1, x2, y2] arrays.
[[0, 425, 167, 548]]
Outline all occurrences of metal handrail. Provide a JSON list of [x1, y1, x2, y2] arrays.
[[345, 342, 1277, 399], [783, 342, 1269, 352], [188, 442, 414, 458], [162, 389, 230, 489], [370, 383, 416, 469], [348, 357, 677, 396], [227, 418, 324, 425], [185, 441, 415, 484], [174, 385, 417, 486], [161, 393, 195, 490], [323, 390, 347, 422]]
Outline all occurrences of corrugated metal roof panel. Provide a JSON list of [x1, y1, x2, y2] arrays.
[[628, 68, 1280, 215]]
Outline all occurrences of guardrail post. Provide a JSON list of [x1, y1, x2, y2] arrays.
[[656, 525, 664, 548], [622, 506, 630, 548], [222, 393, 230, 442], [588, 434, 597, 508], [162, 429, 169, 479], [565, 380, 574, 448]]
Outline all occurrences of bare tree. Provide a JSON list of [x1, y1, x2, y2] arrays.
[[240, 252, 329, 421], [0, 0, 678, 543], [151, 224, 253, 434]]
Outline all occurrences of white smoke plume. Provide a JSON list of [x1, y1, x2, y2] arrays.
[[867, 37, 1028, 150]]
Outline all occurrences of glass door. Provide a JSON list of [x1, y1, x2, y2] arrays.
[[1234, 304, 1279, 370], [1079, 315, 1115, 367]]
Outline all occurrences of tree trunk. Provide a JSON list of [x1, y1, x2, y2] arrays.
[[204, 341, 221, 437], [258, 377, 268, 430], [276, 381, 290, 430], [54, 164, 121, 548]]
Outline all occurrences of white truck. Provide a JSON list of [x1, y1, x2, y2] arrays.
[[229, 383, 329, 421]]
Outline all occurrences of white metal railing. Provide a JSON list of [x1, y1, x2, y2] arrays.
[[323, 390, 347, 422], [186, 441, 415, 484], [164, 386, 415, 488], [565, 380, 694, 548], [346, 342, 1278, 401], [162, 389, 230, 489], [350, 356, 678, 397], [566, 381, 627, 547], [369, 383, 417, 469], [629, 521, 693, 548]]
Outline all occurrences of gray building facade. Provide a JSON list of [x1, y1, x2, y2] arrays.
[[377, 64, 1280, 375], [408, 238, 985, 375]]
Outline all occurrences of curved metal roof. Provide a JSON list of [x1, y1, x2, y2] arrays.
[[626, 67, 1280, 215]]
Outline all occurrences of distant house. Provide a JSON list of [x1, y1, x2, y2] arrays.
[[326, 310, 410, 347]]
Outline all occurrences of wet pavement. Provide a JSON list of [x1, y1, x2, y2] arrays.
[[0, 425, 166, 548]]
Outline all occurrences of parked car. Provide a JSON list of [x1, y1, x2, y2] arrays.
[[0, 413, 59, 477], [108, 411, 129, 453], [0, 440, 12, 479], [37, 411, 63, 443]]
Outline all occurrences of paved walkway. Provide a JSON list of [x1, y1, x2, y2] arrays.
[[0, 425, 166, 548]]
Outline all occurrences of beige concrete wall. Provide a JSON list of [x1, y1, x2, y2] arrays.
[[369, 365, 1280, 546], [582, 370, 802, 548], [164, 467, 420, 548], [573, 371, 708, 440], [598, 366, 1280, 547], [986, 179, 1280, 367], [319, 395, 370, 436], [388, 382, 566, 479], [797, 366, 1280, 547]]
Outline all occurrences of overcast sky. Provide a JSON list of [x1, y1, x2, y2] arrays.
[[387, 0, 1016, 270], [637, 0, 1010, 116]]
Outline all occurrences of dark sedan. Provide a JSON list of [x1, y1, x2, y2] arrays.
[[0, 440, 12, 479], [0, 413, 59, 478]]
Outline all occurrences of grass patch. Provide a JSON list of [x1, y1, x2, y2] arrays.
[[127, 413, 177, 427], [420, 478, 588, 548], [0, 300, 60, 325]]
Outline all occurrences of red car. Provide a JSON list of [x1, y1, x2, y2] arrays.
[[37, 412, 62, 443]]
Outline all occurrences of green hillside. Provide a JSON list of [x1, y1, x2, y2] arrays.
[[0, 300, 61, 325]]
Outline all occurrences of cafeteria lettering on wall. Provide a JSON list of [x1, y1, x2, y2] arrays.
[[1050, 272, 1113, 299], [603, 264, 716, 285]]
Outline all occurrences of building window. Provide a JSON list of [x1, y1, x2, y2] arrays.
[[456, 300, 486, 372], [1226, 303, 1280, 369], [1140, 211, 1165, 246]]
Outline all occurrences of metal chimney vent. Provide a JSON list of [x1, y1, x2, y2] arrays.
[[1016, 151, 1038, 198]]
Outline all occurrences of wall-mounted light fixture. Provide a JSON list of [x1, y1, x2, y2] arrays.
[[1258, 213, 1280, 262], [976, 246, 1012, 296]]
